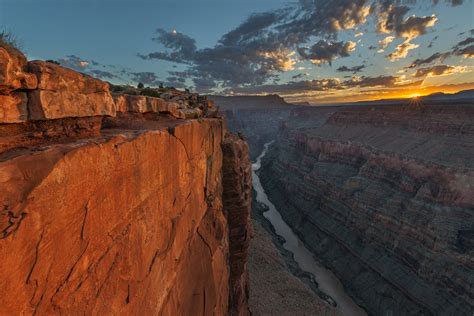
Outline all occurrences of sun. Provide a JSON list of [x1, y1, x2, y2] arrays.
[[409, 93, 421, 99]]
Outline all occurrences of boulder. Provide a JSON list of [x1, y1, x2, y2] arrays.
[[26, 61, 115, 120], [113, 94, 186, 119], [0, 47, 37, 94]]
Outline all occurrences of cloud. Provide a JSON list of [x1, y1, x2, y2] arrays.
[[455, 45, 474, 58], [138, 0, 373, 92], [413, 65, 465, 77], [136, 0, 467, 92], [344, 75, 401, 88], [376, 2, 437, 39], [454, 37, 474, 49], [219, 11, 284, 46], [408, 35, 474, 68], [408, 52, 450, 68], [88, 70, 117, 80], [57, 55, 89, 71], [336, 64, 366, 73], [388, 40, 420, 61], [138, 29, 197, 64], [375, 1, 437, 61], [292, 73, 308, 79], [225, 73, 421, 95], [298, 40, 356, 65], [433, 0, 464, 6], [428, 35, 439, 48], [378, 36, 395, 52], [130, 72, 159, 85]]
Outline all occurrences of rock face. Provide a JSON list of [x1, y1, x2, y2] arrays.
[[222, 133, 252, 316], [0, 46, 250, 315], [27, 61, 115, 120], [259, 103, 474, 315]]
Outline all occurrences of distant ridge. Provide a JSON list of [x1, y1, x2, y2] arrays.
[[353, 89, 474, 105], [209, 94, 296, 110], [421, 89, 474, 101]]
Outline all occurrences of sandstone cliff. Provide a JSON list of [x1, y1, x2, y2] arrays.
[[259, 104, 474, 315], [0, 45, 250, 315]]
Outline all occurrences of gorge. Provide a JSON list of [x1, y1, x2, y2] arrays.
[[221, 95, 474, 315], [1, 36, 473, 316]]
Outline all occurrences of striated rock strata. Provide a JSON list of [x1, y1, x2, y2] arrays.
[[0, 46, 250, 315], [259, 103, 474, 315]]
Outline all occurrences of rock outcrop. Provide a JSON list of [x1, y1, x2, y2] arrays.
[[259, 103, 474, 315], [0, 45, 250, 315]]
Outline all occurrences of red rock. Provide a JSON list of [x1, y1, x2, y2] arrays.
[[0, 92, 27, 122], [26, 61, 115, 120], [0, 119, 237, 315], [112, 94, 185, 119], [0, 47, 37, 94]]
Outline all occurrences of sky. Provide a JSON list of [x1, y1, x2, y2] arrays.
[[1, 0, 473, 104]]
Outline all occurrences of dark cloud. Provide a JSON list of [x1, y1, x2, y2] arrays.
[[57, 55, 90, 71], [219, 11, 284, 46], [336, 65, 366, 73], [344, 75, 400, 88], [130, 72, 159, 85], [453, 37, 474, 49], [408, 35, 474, 68], [454, 45, 474, 57], [226, 73, 421, 95], [413, 65, 457, 77], [88, 70, 117, 80], [408, 51, 450, 68], [298, 40, 356, 65], [428, 35, 438, 48], [433, 0, 464, 5], [138, 29, 196, 64], [225, 78, 345, 95], [137, 0, 467, 92], [292, 73, 305, 79], [139, 0, 373, 92], [374, 1, 438, 60]]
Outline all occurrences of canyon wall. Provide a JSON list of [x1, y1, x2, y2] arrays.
[[210, 95, 295, 160], [259, 104, 474, 315], [0, 45, 250, 315]]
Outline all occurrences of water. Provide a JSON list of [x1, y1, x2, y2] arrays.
[[252, 141, 367, 316]]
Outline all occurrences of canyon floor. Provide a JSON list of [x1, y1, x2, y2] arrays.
[[248, 220, 339, 316]]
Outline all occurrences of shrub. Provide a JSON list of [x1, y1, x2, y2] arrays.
[[0, 30, 18, 49], [140, 87, 161, 98]]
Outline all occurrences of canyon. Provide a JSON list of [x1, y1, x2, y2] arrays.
[[0, 44, 252, 315], [224, 96, 474, 315], [2, 39, 473, 315]]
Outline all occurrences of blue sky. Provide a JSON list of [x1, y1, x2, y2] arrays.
[[1, 0, 473, 103]]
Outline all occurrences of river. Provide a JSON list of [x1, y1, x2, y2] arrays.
[[252, 141, 367, 316]]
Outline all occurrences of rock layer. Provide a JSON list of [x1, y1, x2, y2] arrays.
[[259, 103, 474, 315]]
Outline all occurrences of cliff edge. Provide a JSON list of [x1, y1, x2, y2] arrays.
[[0, 45, 251, 315]]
